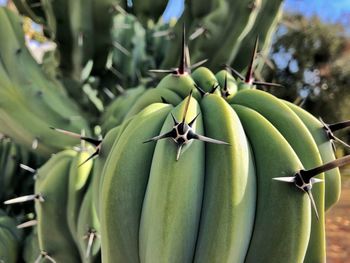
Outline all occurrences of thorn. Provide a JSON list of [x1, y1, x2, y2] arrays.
[[293, 96, 308, 107], [4, 193, 44, 205], [253, 81, 284, 88], [331, 140, 337, 152], [171, 113, 179, 125], [311, 178, 323, 184], [210, 84, 220, 94], [182, 90, 193, 123], [178, 24, 187, 75], [109, 66, 123, 79], [272, 176, 296, 183], [78, 147, 100, 167], [224, 65, 244, 80], [161, 97, 169, 104], [194, 83, 206, 96], [306, 190, 319, 220], [153, 29, 172, 38], [328, 120, 350, 133], [188, 113, 200, 127], [143, 131, 174, 143], [17, 219, 37, 229], [103, 88, 116, 99], [245, 37, 259, 84], [113, 41, 131, 57], [32, 138, 39, 150], [302, 155, 350, 181], [189, 59, 208, 70], [224, 72, 228, 91], [50, 127, 101, 146], [176, 145, 183, 161], [115, 85, 125, 95], [19, 163, 36, 173], [184, 45, 191, 74], [333, 136, 350, 149], [78, 32, 84, 47], [191, 134, 229, 145], [149, 69, 177, 74], [189, 26, 207, 40], [50, 127, 81, 139], [83, 229, 97, 259], [35, 251, 56, 263]]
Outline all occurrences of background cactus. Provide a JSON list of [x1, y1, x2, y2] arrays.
[[0, 0, 349, 262]]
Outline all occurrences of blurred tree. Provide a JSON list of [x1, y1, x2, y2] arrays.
[[263, 13, 349, 124]]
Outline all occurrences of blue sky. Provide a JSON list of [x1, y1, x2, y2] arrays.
[[162, 0, 350, 27], [284, 0, 350, 25]]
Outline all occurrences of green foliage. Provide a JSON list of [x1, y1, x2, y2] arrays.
[[265, 13, 349, 122]]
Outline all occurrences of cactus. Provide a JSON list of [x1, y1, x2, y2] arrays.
[[0, 1, 349, 263]]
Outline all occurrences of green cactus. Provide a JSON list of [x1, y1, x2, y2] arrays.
[[0, 1, 349, 262]]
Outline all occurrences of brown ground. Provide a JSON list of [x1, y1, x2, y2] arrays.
[[326, 168, 350, 263]]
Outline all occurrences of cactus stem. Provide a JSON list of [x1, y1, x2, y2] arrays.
[[17, 219, 37, 229]]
